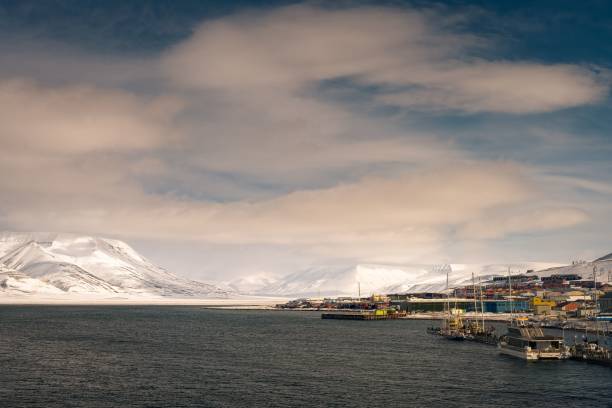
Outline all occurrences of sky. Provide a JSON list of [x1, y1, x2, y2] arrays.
[[0, 0, 611, 282]]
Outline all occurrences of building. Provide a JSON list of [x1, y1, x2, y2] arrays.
[[598, 292, 612, 314], [542, 274, 582, 289], [531, 297, 556, 315], [387, 293, 445, 300], [392, 298, 530, 313], [556, 301, 580, 313]]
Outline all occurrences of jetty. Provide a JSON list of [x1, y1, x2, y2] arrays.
[[321, 309, 403, 320]]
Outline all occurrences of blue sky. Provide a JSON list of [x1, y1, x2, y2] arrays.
[[0, 1, 610, 280]]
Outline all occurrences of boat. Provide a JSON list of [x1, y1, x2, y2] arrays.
[[570, 341, 612, 367], [439, 308, 469, 340], [498, 317, 570, 360], [464, 273, 498, 345], [438, 268, 468, 340], [498, 270, 569, 360], [427, 270, 497, 343], [467, 321, 498, 345]]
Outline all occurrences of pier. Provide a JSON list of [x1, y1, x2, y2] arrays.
[[321, 310, 402, 320]]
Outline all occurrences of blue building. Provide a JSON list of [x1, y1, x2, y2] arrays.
[[395, 299, 530, 313]]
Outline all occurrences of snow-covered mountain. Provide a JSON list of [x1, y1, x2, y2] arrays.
[[0, 232, 230, 299], [229, 262, 564, 297], [528, 257, 612, 282]]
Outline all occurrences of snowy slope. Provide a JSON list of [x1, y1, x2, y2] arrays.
[[0, 265, 65, 295], [230, 262, 564, 297], [0, 232, 230, 299], [595, 253, 612, 262], [529, 258, 612, 283]]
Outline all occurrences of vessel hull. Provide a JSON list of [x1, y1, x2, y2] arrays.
[[498, 345, 539, 360], [499, 344, 566, 360]]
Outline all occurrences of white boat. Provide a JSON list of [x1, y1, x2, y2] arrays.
[[498, 318, 570, 360], [498, 269, 569, 360]]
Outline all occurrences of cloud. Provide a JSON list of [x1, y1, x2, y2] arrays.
[[0, 3, 606, 278], [459, 207, 589, 239], [171, 89, 459, 182], [162, 4, 608, 113], [1, 156, 589, 269], [0, 79, 182, 154], [377, 63, 607, 113], [0, 161, 536, 241]]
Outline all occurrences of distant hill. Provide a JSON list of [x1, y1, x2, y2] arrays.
[[229, 262, 564, 297]]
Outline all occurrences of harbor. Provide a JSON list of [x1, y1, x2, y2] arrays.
[[278, 265, 612, 367]]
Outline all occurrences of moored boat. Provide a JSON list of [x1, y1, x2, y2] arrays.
[[498, 317, 570, 360], [570, 341, 612, 367]]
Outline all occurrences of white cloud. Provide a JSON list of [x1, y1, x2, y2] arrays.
[[459, 207, 589, 239], [163, 4, 608, 113], [0, 79, 182, 154]]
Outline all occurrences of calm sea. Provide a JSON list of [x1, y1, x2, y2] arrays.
[[1, 306, 611, 408]]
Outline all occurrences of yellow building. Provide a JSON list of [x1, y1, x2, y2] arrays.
[[531, 297, 556, 315], [371, 294, 389, 302]]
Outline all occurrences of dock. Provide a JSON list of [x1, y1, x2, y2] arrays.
[[321, 311, 401, 320]]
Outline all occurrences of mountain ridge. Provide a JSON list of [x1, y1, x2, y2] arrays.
[[0, 232, 230, 299], [228, 261, 567, 297]]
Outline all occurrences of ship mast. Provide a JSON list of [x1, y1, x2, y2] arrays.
[[479, 275, 485, 330], [508, 267, 514, 318], [472, 272, 478, 329], [446, 268, 451, 326], [593, 265, 598, 314]]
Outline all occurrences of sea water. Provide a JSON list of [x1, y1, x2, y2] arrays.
[[1, 306, 611, 407]]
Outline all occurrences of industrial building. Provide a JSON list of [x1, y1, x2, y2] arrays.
[[390, 298, 530, 313]]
